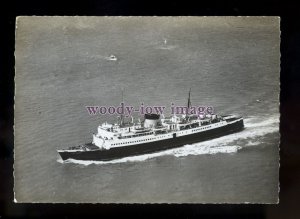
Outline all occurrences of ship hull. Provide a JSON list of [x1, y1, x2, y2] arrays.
[[58, 119, 244, 161]]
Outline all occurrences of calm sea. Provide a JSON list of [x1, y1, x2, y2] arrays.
[[14, 17, 279, 203]]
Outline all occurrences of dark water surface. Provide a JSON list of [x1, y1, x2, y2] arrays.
[[15, 17, 280, 203]]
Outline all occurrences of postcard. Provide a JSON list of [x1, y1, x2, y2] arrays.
[[14, 16, 280, 203]]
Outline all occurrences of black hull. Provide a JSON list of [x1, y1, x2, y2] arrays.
[[59, 120, 244, 161]]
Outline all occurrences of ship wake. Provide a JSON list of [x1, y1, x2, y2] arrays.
[[59, 115, 279, 166]]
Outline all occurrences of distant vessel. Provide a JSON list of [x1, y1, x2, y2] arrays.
[[57, 90, 244, 162], [159, 38, 176, 50], [106, 54, 117, 61]]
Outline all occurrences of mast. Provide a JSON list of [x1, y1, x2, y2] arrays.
[[120, 89, 124, 126], [186, 88, 191, 119], [188, 88, 191, 108]]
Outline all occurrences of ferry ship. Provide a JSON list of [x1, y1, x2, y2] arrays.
[[57, 90, 244, 161]]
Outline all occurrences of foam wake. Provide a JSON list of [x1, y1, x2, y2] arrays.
[[59, 115, 278, 166]]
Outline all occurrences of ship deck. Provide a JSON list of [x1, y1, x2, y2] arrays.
[[85, 142, 99, 150]]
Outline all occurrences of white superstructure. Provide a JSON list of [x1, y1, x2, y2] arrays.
[[91, 113, 242, 150]]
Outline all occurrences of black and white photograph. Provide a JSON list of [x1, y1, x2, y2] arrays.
[[14, 16, 280, 203]]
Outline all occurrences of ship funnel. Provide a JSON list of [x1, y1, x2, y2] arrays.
[[144, 114, 160, 128]]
